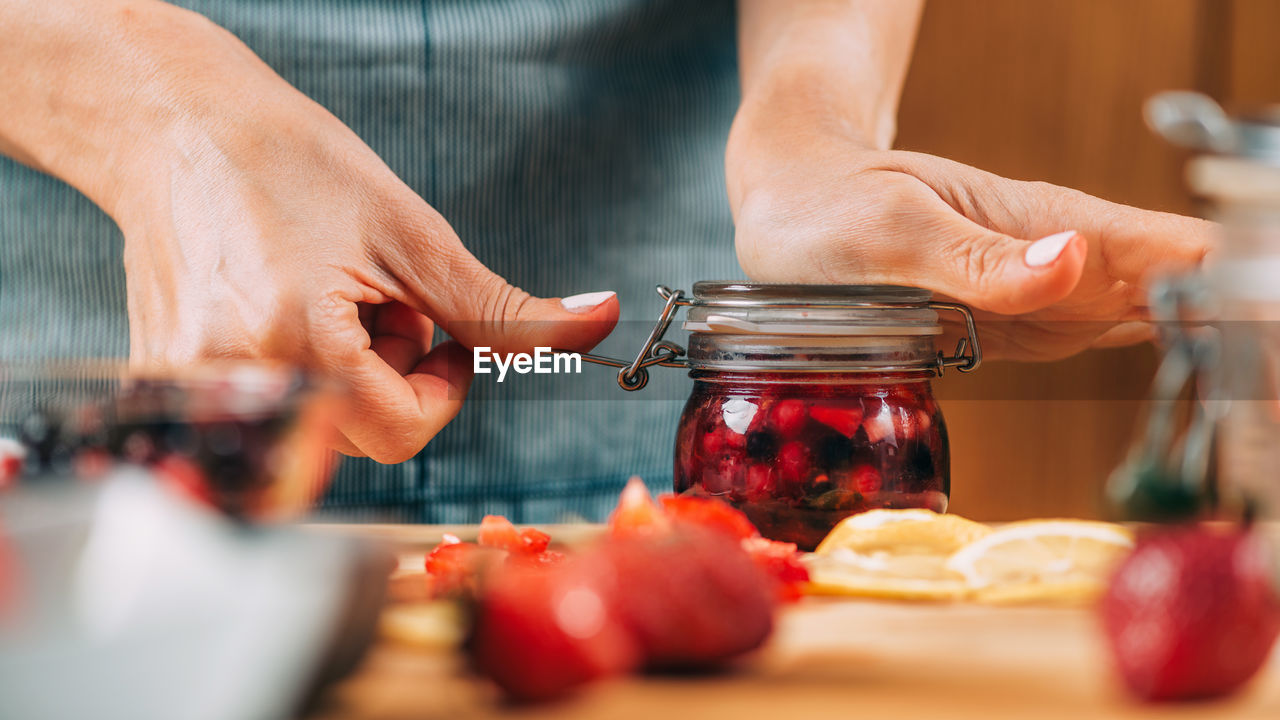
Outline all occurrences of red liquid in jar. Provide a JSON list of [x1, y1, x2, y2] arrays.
[[674, 372, 948, 550]]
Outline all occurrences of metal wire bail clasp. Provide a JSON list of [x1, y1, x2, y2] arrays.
[[928, 302, 983, 373], [569, 285, 690, 391]]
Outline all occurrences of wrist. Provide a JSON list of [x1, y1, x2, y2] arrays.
[[726, 66, 884, 215]]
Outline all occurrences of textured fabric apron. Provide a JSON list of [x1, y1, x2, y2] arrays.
[[0, 0, 741, 522]]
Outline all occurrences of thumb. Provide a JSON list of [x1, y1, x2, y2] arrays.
[[931, 215, 1088, 315]]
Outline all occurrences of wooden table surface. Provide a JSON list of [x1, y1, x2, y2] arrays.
[[304, 524, 1280, 720]]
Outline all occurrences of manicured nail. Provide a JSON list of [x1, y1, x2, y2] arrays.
[[1024, 230, 1078, 268], [560, 291, 616, 314]]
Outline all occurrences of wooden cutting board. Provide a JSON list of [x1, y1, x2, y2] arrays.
[[304, 524, 1280, 720]]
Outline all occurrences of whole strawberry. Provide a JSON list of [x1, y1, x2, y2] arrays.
[[469, 555, 638, 702], [602, 525, 775, 670], [1101, 525, 1280, 701]]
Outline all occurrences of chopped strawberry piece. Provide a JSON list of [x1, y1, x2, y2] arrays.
[[776, 441, 812, 485], [699, 431, 725, 456], [850, 465, 882, 494], [425, 541, 492, 596], [660, 495, 760, 541], [470, 555, 638, 701], [608, 476, 671, 537], [742, 536, 810, 602], [768, 399, 809, 437], [519, 527, 551, 554], [808, 403, 864, 438], [478, 515, 523, 552]]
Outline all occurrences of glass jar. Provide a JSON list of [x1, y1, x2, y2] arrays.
[[575, 282, 981, 549], [1145, 92, 1280, 517]]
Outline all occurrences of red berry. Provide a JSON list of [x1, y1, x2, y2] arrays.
[[776, 441, 812, 485], [740, 463, 777, 501], [425, 541, 493, 596], [741, 536, 810, 602], [722, 427, 748, 451], [1101, 525, 1280, 701], [768, 399, 809, 437], [850, 465, 882, 495], [602, 526, 775, 670], [470, 555, 638, 701], [660, 495, 760, 541], [808, 403, 864, 438], [609, 477, 672, 538], [0, 439, 25, 489], [478, 515, 523, 552], [520, 528, 551, 554], [699, 431, 725, 456]]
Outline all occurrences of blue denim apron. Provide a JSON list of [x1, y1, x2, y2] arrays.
[[0, 0, 741, 522]]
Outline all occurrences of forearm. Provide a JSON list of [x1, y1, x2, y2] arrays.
[[0, 0, 280, 221], [730, 0, 923, 203]]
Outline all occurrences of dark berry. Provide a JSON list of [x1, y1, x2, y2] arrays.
[[817, 434, 854, 472], [745, 431, 778, 462]]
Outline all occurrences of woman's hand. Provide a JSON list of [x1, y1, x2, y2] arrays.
[[0, 1, 618, 462], [731, 0, 1214, 361], [727, 122, 1213, 361]]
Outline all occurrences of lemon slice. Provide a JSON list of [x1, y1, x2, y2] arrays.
[[804, 549, 970, 601], [944, 520, 1134, 603], [806, 510, 992, 601], [815, 509, 992, 556]]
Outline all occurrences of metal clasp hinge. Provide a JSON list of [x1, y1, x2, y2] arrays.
[[928, 302, 983, 374], [568, 285, 690, 391]]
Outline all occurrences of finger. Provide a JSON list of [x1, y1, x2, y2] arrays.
[[896, 181, 1089, 315], [367, 301, 435, 375], [312, 296, 474, 464], [370, 202, 620, 354], [1091, 321, 1157, 349], [910, 154, 1215, 286]]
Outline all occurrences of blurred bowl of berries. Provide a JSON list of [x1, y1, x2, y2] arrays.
[[0, 360, 341, 520]]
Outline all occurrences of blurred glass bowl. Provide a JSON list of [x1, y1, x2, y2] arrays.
[[0, 360, 341, 520]]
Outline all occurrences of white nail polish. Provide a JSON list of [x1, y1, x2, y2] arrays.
[[1025, 230, 1078, 267], [560, 290, 616, 314]]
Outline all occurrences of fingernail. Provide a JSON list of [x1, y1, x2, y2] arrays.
[[1024, 230, 1078, 268], [560, 290, 616, 314]]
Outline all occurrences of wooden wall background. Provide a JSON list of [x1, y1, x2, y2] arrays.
[[895, 0, 1280, 520]]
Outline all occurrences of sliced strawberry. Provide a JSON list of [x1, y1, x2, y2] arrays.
[[768, 399, 809, 437], [425, 541, 497, 596], [809, 403, 864, 438], [519, 527, 551, 554], [608, 476, 671, 538], [478, 515, 523, 552], [470, 555, 638, 701], [660, 495, 760, 541], [699, 430, 725, 456], [776, 441, 813, 485], [742, 536, 810, 602]]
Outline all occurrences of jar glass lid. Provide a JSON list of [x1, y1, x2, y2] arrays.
[[683, 282, 942, 337]]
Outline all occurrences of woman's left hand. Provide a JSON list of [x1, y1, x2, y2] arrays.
[[726, 119, 1216, 362]]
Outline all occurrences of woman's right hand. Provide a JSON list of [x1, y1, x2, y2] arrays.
[[0, 1, 619, 462]]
